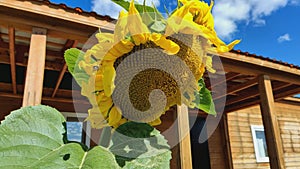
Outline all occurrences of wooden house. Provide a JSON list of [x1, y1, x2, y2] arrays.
[[0, 0, 300, 169]]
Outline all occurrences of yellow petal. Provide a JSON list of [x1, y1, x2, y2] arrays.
[[78, 61, 99, 76], [112, 118, 127, 129], [128, 0, 150, 45], [150, 33, 180, 55], [95, 33, 114, 43], [94, 73, 104, 91], [104, 40, 134, 61], [86, 107, 108, 129], [114, 10, 129, 42], [149, 118, 162, 126], [102, 61, 116, 96], [108, 106, 122, 126], [204, 56, 215, 73], [165, 1, 195, 36]]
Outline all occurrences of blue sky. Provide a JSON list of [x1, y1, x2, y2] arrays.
[[50, 0, 300, 66]]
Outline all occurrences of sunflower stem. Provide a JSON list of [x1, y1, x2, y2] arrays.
[[99, 127, 111, 147]]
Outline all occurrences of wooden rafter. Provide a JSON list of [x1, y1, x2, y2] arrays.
[[274, 85, 300, 100], [225, 82, 298, 113], [225, 81, 293, 107], [214, 77, 258, 100], [8, 26, 17, 94], [207, 72, 240, 90], [51, 40, 78, 98]]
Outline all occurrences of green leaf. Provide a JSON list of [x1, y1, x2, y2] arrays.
[[109, 122, 171, 168], [64, 48, 90, 87], [0, 105, 120, 169], [193, 79, 217, 115]]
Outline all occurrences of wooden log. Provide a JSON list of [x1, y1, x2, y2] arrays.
[[258, 75, 284, 169]]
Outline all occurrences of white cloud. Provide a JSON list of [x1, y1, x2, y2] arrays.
[[91, 0, 160, 19], [212, 0, 290, 40], [290, 0, 300, 5], [277, 33, 291, 42]]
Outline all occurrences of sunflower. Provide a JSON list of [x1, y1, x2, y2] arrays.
[[78, 0, 240, 129]]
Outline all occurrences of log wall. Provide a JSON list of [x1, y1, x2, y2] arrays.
[[227, 101, 300, 169]]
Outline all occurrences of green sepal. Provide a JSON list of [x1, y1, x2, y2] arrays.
[[64, 48, 90, 87], [193, 79, 217, 116]]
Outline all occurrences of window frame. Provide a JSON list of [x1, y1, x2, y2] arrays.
[[62, 112, 91, 148], [250, 125, 269, 163]]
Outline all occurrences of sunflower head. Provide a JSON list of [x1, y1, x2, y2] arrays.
[[70, 0, 240, 129]]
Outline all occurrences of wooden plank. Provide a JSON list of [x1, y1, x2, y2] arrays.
[[8, 26, 17, 94], [258, 75, 285, 169], [22, 28, 47, 106], [52, 40, 78, 97], [177, 104, 193, 169]]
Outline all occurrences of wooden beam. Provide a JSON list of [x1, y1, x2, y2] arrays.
[[0, 82, 85, 100], [8, 26, 17, 94], [177, 104, 193, 169], [52, 40, 78, 98], [220, 56, 300, 86], [258, 75, 284, 169], [0, 92, 88, 104], [1, 32, 64, 48], [0, 0, 115, 30], [22, 28, 47, 107]]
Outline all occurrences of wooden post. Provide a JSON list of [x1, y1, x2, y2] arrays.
[[22, 28, 47, 107], [258, 75, 285, 169], [220, 114, 233, 169], [177, 104, 192, 169]]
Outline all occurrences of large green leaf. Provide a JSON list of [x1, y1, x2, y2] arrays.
[[0, 105, 120, 169], [109, 122, 171, 168], [64, 48, 90, 87], [193, 79, 217, 115]]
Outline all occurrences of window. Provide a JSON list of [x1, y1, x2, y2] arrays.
[[251, 125, 269, 163], [62, 112, 91, 148]]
